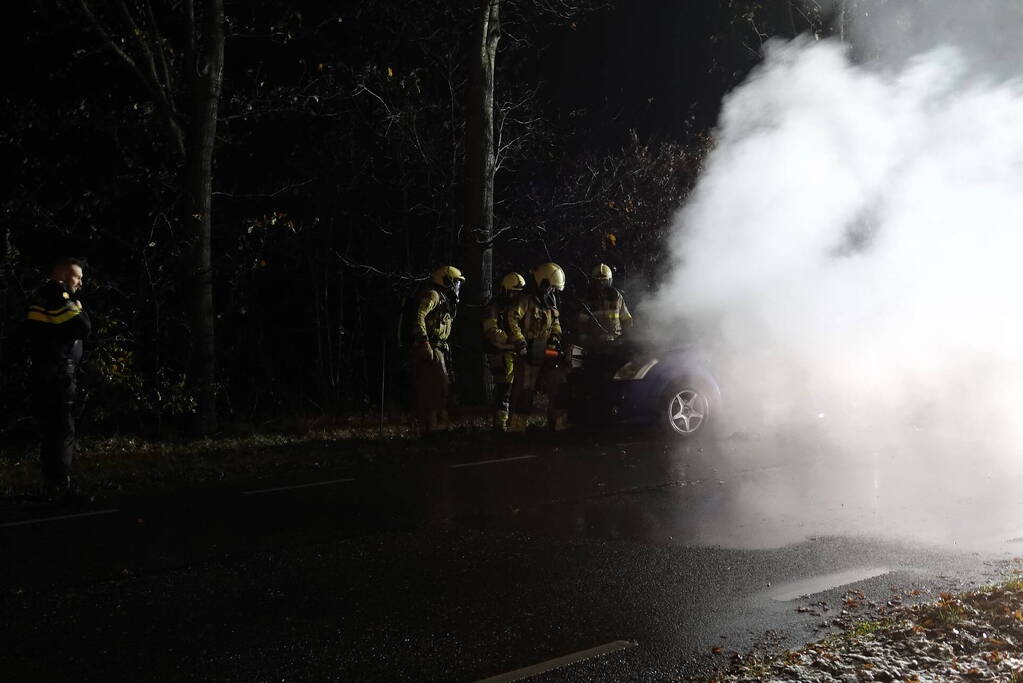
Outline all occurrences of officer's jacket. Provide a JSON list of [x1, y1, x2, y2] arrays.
[[482, 294, 517, 352], [506, 292, 561, 345], [414, 285, 455, 344], [26, 281, 92, 375], [578, 288, 632, 342]]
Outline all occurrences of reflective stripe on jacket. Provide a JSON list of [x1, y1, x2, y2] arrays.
[[414, 286, 454, 343], [506, 293, 560, 345], [26, 281, 91, 374], [578, 289, 632, 341], [482, 295, 518, 351]]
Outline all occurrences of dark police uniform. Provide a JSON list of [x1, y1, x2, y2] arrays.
[[26, 281, 91, 488]]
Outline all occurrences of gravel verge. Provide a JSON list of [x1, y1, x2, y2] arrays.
[[718, 571, 1023, 682]]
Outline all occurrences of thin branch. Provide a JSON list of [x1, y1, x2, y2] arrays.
[[351, 82, 392, 116], [114, 0, 166, 96], [78, 0, 185, 156], [334, 253, 419, 282], [79, 0, 138, 71], [212, 178, 315, 199], [144, 0, 174, 96]]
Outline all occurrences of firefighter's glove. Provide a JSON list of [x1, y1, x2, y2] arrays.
[[548, 334, 562, 350], [515, 341, 527, 357]]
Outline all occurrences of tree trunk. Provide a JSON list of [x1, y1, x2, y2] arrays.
[[184, 0, 225, 434], [459, 0, 500, 406]]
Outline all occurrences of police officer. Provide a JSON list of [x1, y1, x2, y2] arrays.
[[577, 263, 632, 345], [411, 265, 464, 436], [27, 257, 91, 497], [482, 272, 525, 432], [506, 262, 569, 433]]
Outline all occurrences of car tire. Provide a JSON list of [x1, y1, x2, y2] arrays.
[[658, 377, 712, 438]]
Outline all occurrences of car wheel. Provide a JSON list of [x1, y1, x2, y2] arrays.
[[660, 378, 711, 437]]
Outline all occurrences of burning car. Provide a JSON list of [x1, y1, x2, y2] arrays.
[[565, 339, 720, 438]]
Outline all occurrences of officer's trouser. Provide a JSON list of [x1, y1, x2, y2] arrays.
[[31, 371, 76, 485], [487, 351, 515, 431], [413, 342, 450, 435], [507, 360, 567, 432]]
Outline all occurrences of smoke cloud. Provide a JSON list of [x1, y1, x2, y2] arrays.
[[649, 5, 1023, 484]]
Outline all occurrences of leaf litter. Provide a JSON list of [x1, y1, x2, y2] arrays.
[[712, 565, 1023, 682]]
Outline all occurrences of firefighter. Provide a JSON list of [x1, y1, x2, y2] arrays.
[[506, 262, 569, 433], [482, 272, 525, 431], [26, 257, 91, 498], [411, 265, 464, 436], [577, 263, 632, 345]]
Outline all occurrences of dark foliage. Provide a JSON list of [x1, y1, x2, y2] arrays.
[[1, 0, 827, 451]]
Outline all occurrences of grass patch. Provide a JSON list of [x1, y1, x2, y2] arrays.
[[844, 617, 895, 640]]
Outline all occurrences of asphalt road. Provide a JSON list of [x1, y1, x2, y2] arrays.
[[3, 424, 1022, 681]]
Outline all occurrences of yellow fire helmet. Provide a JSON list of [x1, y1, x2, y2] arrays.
[[532, 262, 566, 292], [500, 272, 526, 293], [431, 265, 466, 290], [591, 263, 613, 282]]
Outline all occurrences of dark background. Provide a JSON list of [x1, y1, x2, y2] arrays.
[[0, 0, 827, 446]]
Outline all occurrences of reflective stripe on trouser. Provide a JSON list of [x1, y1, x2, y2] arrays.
[[413, 346, 450, 434], [489, 351, 515, 431], [493, 382, 511, 431], [487, 351, 515, 384]]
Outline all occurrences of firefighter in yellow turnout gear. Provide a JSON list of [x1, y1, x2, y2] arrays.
[[506, 262, 569, 433], [577, 263, 632, 344], [482, 272, 525, 431], [412, 266, 464, 436]]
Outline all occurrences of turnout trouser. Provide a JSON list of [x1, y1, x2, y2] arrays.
[[413, 342, 450, 434], [507, 361, 567, 432], [487, 351, 515, 430]]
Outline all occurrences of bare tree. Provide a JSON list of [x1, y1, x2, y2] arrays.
[[460, 0, 501, 404], [458, 0, 607, 405]]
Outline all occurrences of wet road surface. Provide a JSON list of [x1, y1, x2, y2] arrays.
[[3, 426, 1022, 680]]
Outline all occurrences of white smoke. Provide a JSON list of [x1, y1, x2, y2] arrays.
[[649, 26, 1023, 470]]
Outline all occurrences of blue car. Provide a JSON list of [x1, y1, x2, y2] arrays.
[[565, 340, 721, 438]]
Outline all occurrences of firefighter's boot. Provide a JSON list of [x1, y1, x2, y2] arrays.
[[548, 412, 570, 432], [493, 408, 509, 432], [507, 413, 528, 433], [422, 411, 442, 437]]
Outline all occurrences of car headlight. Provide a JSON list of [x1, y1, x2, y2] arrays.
[[613, 358, 659, 380]]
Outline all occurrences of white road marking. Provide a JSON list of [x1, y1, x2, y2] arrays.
[[0, 509, 120, 528], [242, 478, 355, 495], [449, 455, 537, 469], [770, 567, 891, 602], [476, 640, 638, 683]]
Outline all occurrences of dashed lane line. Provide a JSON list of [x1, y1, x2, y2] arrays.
[[242, 478, 356, 495], [475, 640, 638, 683], [0, 509, 120, 528], [448, 455, 537, 469]]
